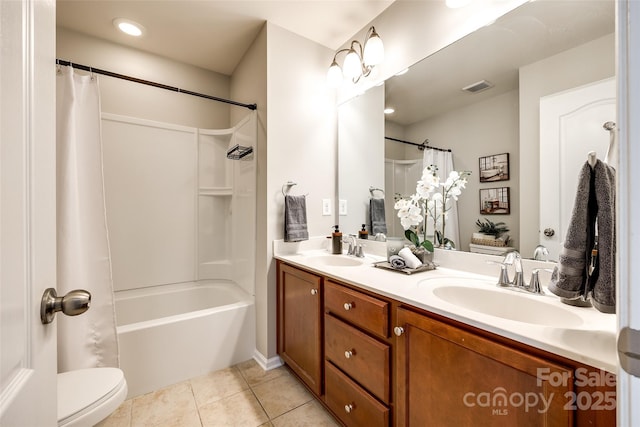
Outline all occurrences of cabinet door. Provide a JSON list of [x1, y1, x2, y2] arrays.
[[277, 262, 323, 395], [395, 307, 573, 427]]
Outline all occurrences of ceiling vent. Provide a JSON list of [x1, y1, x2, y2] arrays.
[[462, 80, 494, 94]]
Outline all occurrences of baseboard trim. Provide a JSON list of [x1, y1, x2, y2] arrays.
[[253, 349, 283, 371]]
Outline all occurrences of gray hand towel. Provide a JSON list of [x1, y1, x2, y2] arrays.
[[548, 162, 592, 299], [548, 160, 616, 314], [284, 195, 309, 242], [591, 160, 616, 313], [370, 198, 387, 235], [389, 255, 406, 270]]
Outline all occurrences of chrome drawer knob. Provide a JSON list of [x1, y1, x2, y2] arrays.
[[344, 350, 354, 359], [344, 403, 354, 414], [343, 302, 353, 311], [394, 326, 405, 336], [310, 288, 318, 295]]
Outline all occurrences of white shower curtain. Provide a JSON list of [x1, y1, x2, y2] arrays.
[[56, 66, 119, 372], [423, 148, 461, 248]]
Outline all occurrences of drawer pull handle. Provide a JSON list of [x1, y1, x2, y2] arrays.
[[344, 350, 354, 359], [310, 289, 318, 295], [394, 326, 405, 336], [343, 302, 353, 311], [344, 403, 354, 414]]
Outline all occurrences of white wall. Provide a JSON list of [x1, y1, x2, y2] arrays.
[[230, 26, 269, 358], [404, 90, 520, 251], [519, 33, 615, 256], [257, 24, 336, 360], [57, 27, 231, 129]]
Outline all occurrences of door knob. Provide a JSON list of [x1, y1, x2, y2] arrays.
[[543, 228, 555, 237], [40, 288, 91, 324]]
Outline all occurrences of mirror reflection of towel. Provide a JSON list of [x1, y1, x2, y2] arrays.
[[284, 195, 309, 242], [370, 198, 387, 235]]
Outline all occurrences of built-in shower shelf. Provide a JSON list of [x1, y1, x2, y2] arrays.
[[199, 187, 233, 196]]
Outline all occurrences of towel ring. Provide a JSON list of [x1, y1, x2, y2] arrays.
[[369, 186, 385, 197], [282, 181, 308, 197], [282, 181, 297, 197]]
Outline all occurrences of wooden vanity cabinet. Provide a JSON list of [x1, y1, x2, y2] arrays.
[[277, 261, 323, 395], [323, 280, 392, 427], [394, 306, 616, 427], [277, 261, 616, 427]]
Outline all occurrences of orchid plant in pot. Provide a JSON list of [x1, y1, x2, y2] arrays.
[[394, 165, 470, 253]]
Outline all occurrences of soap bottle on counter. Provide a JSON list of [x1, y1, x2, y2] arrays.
[[332, 225, 343, 254], [358, 224, 369, 240]]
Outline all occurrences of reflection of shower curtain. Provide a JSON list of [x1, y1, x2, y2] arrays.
[[423, 148, 460, 248], [56, 66, 119, 371]]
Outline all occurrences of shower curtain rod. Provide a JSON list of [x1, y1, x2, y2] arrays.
[[385, 136, 451, 152], [56, 59, 257, 111]]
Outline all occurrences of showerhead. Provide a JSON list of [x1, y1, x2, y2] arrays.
[[603, 121, 616, 131]]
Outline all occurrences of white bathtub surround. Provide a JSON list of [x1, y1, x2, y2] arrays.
[[56, 66, 119, 371], [116, 280, 255, 398], [273, 239, 617, 373]]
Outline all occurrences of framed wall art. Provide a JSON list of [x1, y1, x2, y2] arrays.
[[479, 187, 510, 215], [479, 153, 509, 182]]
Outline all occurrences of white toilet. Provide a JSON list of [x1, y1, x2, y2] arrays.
[[57, 368, 127, 427]]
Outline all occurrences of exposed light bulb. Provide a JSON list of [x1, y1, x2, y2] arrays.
[[384, 108, 395, 114]]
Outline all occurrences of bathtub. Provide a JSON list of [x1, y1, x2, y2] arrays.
[[115, 280, 255, 398]]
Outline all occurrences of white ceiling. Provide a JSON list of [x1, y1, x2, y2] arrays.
[[56, 0, 395, 76], [384, 0, 616, 126]]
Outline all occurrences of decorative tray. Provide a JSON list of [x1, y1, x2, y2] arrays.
[[373, 260, 437, 275]]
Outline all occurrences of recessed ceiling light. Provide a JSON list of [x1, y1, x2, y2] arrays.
[[113, 18, 145, 37], [384, 108, 395, 114]]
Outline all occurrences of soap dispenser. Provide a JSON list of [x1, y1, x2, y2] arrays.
[[332, 225, 343, 254], [358, 224, 369, 240]]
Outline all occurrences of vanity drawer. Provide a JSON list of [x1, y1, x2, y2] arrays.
[[325, 281, 389, 338], [325, 361, 390, 427], [325, 314, 390, 403]]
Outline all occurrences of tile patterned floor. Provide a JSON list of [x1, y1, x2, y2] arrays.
[[96, 359, 339, 427]]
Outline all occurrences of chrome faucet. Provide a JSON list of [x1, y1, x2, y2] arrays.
[[533, 245, 549, 261], [345, 234, 358, 256], [490, 250, 544, 295]]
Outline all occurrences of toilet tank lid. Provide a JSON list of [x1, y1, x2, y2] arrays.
[[57, 367, 126, 422]]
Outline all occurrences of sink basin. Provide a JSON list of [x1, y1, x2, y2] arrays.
[[430, 285, 584, 327], [306, 255, 364, 267]]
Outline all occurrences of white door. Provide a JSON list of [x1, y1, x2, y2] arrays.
[[0, 0, 57, 425], [617, 1, 640, 424], [539, 77, 616, 261]]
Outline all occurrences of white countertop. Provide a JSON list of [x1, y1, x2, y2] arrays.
[[273, 237, 618, 374]]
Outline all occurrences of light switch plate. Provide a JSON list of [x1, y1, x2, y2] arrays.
[[322, 199, 331, 216], [339, 199, 348, 216]]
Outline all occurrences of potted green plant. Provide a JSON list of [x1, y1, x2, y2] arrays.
[[473, 218, 509, 243]]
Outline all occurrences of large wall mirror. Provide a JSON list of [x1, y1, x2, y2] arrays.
[[338, 0, 615, 258]]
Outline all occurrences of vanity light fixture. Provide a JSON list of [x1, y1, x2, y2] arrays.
[[327, 26, 384, 88], [113, 18, 145, 37]]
